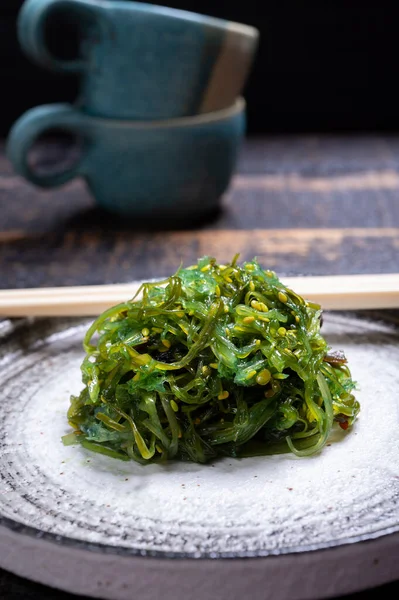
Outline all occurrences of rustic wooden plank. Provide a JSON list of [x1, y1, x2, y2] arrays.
[[0, 141, 13, 176], [2, 136, 399, 290], [3, 171, 399, 234], [1, 228, 398, 289], [224, 173, 399, 230], [235, 171, 399, 191], [5, 136, 399, 177], [6, 170, 399, 194], [237, 137, 399, 174], [0, 179, 93, 233]]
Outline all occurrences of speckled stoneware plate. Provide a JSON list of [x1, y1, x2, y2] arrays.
[[0, 310, 398, 600]]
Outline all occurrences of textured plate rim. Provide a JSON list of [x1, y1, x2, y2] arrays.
[[0, 309, 399, 561], [1, 521, 398, 600], [1, 512, 399, 560]]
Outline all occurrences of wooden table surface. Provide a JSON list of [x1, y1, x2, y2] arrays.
[[0, 135, 398, 599], [2, 135, 399, 288]]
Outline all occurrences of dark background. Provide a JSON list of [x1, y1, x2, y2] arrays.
[[1, 0, 399, 136]]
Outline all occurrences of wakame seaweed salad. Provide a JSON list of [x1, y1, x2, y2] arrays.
[[65, 256, 360, 463]]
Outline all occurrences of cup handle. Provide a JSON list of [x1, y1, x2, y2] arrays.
[[6, 103, 92, 188], [17, 0, 100, 72]]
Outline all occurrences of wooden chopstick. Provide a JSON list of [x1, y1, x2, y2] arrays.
[[0, 274, 399, 317]]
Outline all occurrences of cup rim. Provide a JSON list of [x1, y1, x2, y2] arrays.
[[109, 1, 259, 39], [82, 98, 246, 129]]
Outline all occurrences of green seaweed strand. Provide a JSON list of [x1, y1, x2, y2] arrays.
[[64, 256, 359, 464]]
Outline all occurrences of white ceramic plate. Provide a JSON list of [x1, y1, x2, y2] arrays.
[[0, 311, 398, 600]]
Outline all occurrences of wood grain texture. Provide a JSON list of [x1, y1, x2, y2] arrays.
[[0, 227, 398, 288], [2, 136, 399, 288]]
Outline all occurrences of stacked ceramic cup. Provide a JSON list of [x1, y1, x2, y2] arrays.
[[7, 0, 259, 220]]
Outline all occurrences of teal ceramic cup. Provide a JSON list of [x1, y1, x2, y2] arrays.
[[6, 99, 245, 219], [18, 0, 258, 120]]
